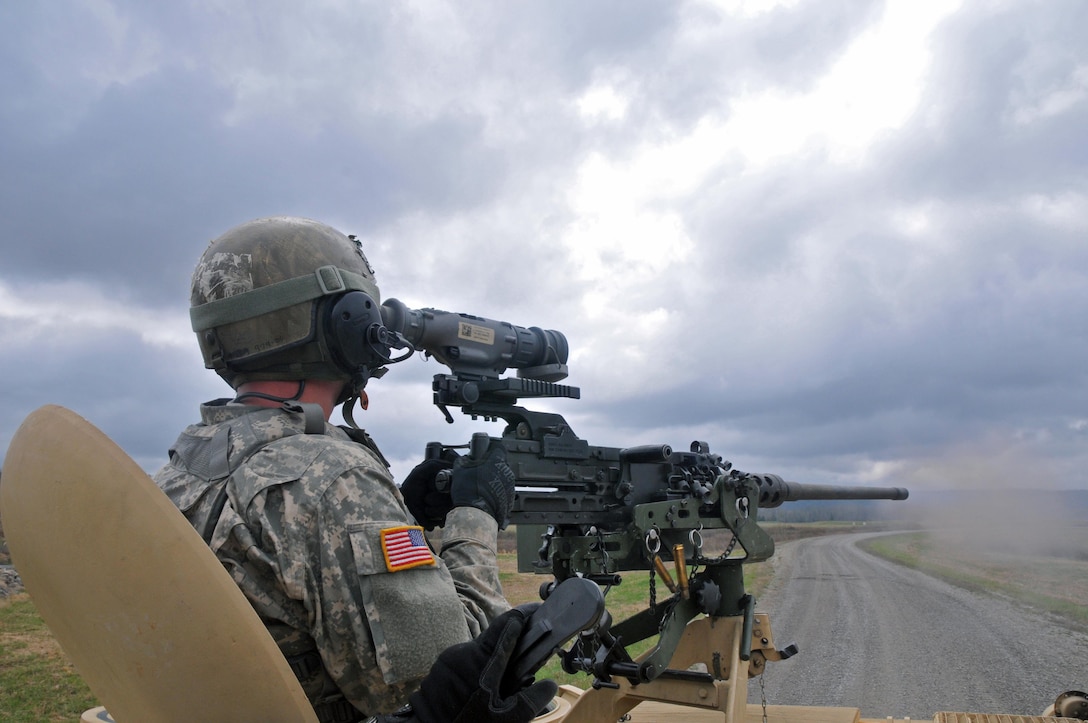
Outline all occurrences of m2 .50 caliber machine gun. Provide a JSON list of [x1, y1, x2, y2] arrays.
[[381, 299, 909, 722]]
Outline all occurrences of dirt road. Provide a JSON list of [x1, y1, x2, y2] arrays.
[[747, 531, 1088, 719]]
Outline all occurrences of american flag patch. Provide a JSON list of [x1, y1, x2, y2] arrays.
[[380, 525, 436, 572]]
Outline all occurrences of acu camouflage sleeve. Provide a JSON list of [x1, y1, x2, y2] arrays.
[[278, 446, 474, 714], [437, 506, 510, 636]]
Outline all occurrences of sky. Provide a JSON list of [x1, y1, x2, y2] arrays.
[[1, 0, 1086, 496]]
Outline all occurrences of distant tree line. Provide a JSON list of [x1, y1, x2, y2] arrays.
[[759, 500, 900, 523]]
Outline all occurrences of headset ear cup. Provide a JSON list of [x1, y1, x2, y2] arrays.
[[325, 291, 389, 385]]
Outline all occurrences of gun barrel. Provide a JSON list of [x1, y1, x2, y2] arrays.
[[750, 473, 909, 509]]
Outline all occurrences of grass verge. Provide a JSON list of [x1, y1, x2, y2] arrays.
[[0, 594, 98, 722], [860, 530, 1088, 631]]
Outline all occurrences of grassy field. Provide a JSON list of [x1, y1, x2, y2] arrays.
[[0, 595, 97, 722], [859, 527, 1088, 631]]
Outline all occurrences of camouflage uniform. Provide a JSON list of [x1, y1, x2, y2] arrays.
[[154, 400, 509, 719]]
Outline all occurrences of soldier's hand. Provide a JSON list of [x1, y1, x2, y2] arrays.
[[402, 606, 557, 723], [400, 458, 455, 531], [450, 440, 516, 529]]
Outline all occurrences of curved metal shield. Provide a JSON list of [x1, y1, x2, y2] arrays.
[[0, 405, 317, 722]]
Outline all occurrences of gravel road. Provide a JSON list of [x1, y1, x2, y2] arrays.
[[746, 531, 1088, 719]]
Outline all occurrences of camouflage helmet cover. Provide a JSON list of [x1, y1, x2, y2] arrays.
[[190, 216, 380, 388]]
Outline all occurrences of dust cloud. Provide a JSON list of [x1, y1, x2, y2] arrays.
[[890, 439, 1086, 561]]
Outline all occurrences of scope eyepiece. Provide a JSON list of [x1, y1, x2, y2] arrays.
[[381, 298, 569, 381]]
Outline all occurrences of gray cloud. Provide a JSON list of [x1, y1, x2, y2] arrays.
[[1, 65, 509, 303]]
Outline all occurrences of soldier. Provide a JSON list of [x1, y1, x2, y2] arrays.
[[155, 216, 554, 722]]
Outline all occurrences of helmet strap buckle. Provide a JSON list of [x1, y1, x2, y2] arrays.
[[315, 265, 348, 295]]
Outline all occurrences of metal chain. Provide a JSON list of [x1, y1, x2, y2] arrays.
[[648, 565, 657, 613], [692, 530, 739, 566], [645, 527, 661, 614], [759, 666, 769, 723], [594, 526, 611, 574], [724, 531, 738, 558]]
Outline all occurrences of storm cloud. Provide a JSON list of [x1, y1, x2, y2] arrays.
[[2, 0, 1085, 493]]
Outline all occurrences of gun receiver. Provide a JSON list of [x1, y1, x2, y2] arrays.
[[383, 300, 910, 693]]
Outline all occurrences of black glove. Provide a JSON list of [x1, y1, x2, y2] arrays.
[[400, 458, 455, 531], [450, 440, 516, 529], [400, 606, 558, 723]]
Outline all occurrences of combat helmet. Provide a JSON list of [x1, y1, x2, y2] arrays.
[[189, 216, 403, 403]]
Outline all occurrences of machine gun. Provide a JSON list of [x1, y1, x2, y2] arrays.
[[381, 299, 909, 720]]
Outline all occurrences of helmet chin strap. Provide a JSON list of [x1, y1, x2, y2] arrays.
[[340, 391, 369, 429], [233, 380, 307, 405]]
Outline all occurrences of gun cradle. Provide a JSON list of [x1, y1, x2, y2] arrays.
[[544, 612, 789, 723]]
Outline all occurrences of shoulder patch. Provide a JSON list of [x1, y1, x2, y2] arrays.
[[380, 526, 436, 572]]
